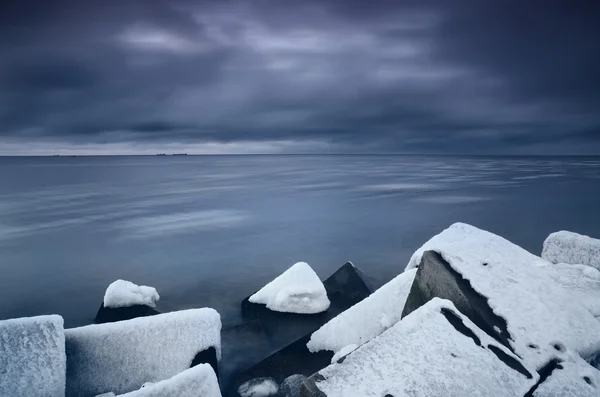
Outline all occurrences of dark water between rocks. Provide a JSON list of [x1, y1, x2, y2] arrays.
[[1, 155, 599, 328]]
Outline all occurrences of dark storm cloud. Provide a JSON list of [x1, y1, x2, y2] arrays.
[[1, 0, 599, 154]]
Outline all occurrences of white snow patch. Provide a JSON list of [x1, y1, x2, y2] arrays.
[[237, 377, 278, 397], [249, 262, 330, 314], [405, 222, 600, 370], [307, 269, 416, 353], [103, 279, 160, 308], [314, 298, 538, 397], [65, 308, 221, 396], [539, 263, 600, 318], [331, 344, 358, 363], [117, 364, 221, 397], [532, 349, 600, 397], [542, 231, 600, 271], [0, 315, 66, 397]]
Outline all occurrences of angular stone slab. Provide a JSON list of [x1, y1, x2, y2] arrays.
[[308, 268, 416, 354], [0, 315, 66, 397], [65, 308, 221, 397], [402, 223, 600, 371], [95, 303, 160, 324], [300, 299, 537, 397]]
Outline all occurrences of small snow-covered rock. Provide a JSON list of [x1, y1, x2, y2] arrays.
[[402, 223, 600, 370], [65, 308, 221, 396], [104, 279, 160, 308], [308, 269, 416, 354], [532, 349, 600, 397], [542, 231, 600, 271], [0, 315, 66, 397], [238, 377, 278, 397], [249, 262, 330, 314], [309, 299, 537, 397], [116, 364, 221, 397]]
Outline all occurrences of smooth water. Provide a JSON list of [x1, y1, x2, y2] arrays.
[[1, 155, 599, 327]]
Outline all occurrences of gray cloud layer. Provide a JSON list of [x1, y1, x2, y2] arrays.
[[1, 0, 599, 154]]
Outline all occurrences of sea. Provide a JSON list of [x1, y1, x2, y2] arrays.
[[1, 155, 599, 328]]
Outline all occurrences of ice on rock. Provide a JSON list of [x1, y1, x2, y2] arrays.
[[237, 377, 278, 397], [532, 349, 600, 397], [330, 344, 358, 364], [65, 308, 221, 396], [307, 269, 416, 354], [312, 298, 538, 397], [542, 231, 600, 271], [0, 315, 66, 397], [117, 364, 222, 397], [403, 222, 600, 370], [104, 279, 160, 308], [249, 262, 330, 314]]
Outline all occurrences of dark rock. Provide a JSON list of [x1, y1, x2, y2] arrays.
[[401, 250, 511, 348], [240, 262, 372, 349], [220, 320, 272, 390], [276, 375, 319, 397], [229, 333, 333, 397], [322, 262, 373, 306], [95, 303, 160, 324], [191, 346, 219, 380]]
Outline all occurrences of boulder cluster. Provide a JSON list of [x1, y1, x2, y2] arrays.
[[1, 224, 599, 397]]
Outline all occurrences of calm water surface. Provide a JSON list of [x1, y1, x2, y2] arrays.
[[1, 155, 599, 327]]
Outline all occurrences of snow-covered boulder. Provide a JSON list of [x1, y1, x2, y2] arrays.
[[402, 223, 600, 371], [531, 348, 600, 397], [96, 279, 160, 324], [303, 299, 537, 397], [248, 262, 330, 314], [104, 279, 160, 308], [116, 364, 221, 397], [540, 263, 600, 319], [542, 231, 600, 271], [307, 269, 416, 354], [0, 315, 66, 397], [65, 308, 221, 397]]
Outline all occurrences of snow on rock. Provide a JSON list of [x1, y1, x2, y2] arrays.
[[0, 315, 66, 397], [405, 222, 548, 271], [539, 263, 600, 319], [237, 377, 278, 397], [116, 364, 222, 397], [103, 279, 160, 308], [65, 308, 221, 396], [330, 344, 358, 364], [312, 298, 537, 397], [249, 262, 330, 314], [307, 269, 416, 354], [542, 231, 600, 271], [532, 349, 600, 397], [403, 222, 600, 370]]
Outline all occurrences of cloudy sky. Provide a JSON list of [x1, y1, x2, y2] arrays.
[[1, 0, 599, 155]]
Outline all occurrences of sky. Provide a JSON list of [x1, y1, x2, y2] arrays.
[[1, 0, 599, 155]]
